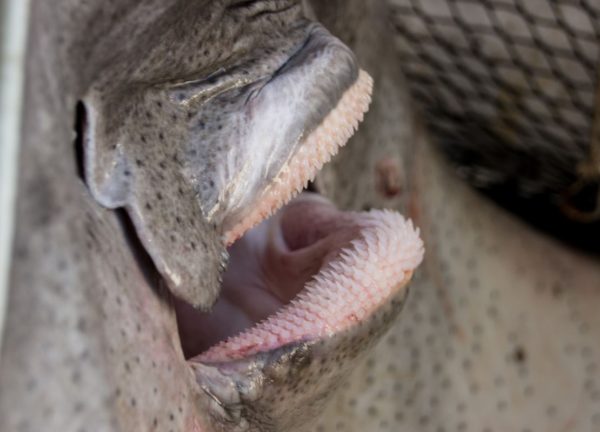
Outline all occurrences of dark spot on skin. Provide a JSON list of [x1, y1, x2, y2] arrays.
[[552, 283, 564, 298], [513, 346, 527, 364], [77, 317, 87, 333], [71, 370, 81, 383], [146, 203, 152, 210], [73, 402, 84, 413]]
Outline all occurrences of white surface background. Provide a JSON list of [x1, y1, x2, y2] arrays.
[[0, 0, 30, 351]]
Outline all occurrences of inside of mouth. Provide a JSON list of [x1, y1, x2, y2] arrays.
[[175, 192, 423, 363], [173, 70, 422, 363], [175, 71, 423, 363], [175, 193, 353, 358]]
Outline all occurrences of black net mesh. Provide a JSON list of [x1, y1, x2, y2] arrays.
[[388, 0, 600, 206]]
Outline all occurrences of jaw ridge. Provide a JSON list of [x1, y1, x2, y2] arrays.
[[223, 70, 374, 246]]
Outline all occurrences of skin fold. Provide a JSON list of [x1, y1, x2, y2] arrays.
[[2, 1, 600, 432]]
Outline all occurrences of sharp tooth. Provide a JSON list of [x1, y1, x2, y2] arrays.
[[224, 70, 373, 245]]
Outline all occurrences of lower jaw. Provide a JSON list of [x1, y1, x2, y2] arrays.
[[175, 192, 423, 364], [174, 70, 423, 365]]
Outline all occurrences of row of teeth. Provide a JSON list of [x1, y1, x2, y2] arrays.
[[199, 211, 424, 363], [223, 70, 374, 246]]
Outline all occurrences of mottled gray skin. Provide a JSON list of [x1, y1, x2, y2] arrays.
[[82, 0, 357, 307], [12, 1, 599, 432], [191, 288, 408, 432], [309, 2, 600, 431], [0, 1, 401, 432]]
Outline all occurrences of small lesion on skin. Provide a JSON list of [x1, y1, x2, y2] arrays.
[[512, 346, 527, 364], [375, 157, 403, 199]]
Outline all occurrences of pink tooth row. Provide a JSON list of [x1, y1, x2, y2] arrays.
[[224, 70, 374, 246], [199, 210, 424, 363]]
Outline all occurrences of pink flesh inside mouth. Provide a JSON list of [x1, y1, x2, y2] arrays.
[[176, 71, 425, 363]]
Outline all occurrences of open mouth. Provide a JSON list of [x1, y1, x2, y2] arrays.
[[175, 71, 424, 363]]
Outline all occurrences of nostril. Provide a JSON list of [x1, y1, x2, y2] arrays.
[[74, 101, 86, 183]]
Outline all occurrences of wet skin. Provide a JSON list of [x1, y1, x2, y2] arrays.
[[9, 1, 599, 432], [0, 1, 422, 432]]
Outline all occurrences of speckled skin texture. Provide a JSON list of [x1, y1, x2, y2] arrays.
[[0, 1, 402, 432], [309, 1, 600, 431], [191, 284, 409, 432], [4, 1, 600, 431], [0, 2, 215, 430], [82, 0, 358, 307]]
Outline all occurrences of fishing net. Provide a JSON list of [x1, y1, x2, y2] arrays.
[[388, 0, 600, 225]]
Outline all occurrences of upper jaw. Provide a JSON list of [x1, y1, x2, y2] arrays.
[[81, 3, 364, 310], [196, 23, 361, 235], [77, 3, 422, 429]]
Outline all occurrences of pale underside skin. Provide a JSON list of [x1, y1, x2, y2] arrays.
[[314, 129, 600, 432], [3, 1, 600, 432], [1, 1, 426, 431], [308, 1, 600, 431]]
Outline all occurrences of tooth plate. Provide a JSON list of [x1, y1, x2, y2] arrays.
[[200, 210, 424, 363], [224, 70, 374, 246]]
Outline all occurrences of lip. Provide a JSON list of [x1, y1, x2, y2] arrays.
[[80, 22, 367, 312], [2, 3, 425, 431], [174, 71, 424, 365], [222, 69, 373, 245]]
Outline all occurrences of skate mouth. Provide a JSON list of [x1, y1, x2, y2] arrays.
[[176, 193, 423, 363], [174, 71, 423, 363]]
